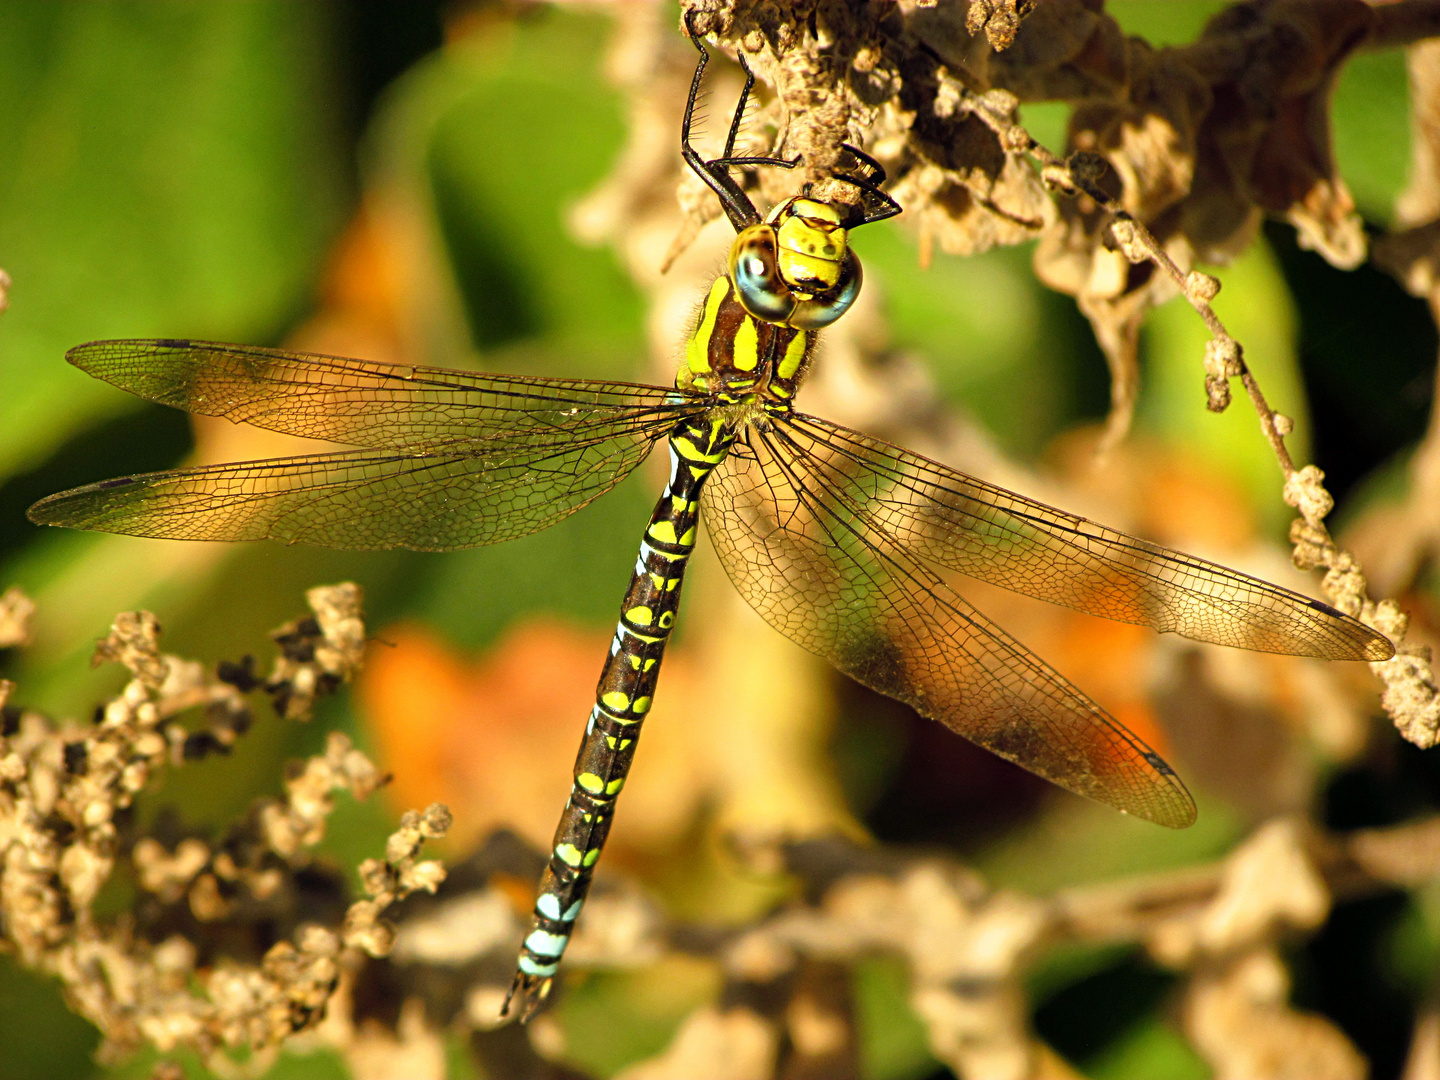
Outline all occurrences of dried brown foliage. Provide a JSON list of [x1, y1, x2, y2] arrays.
[[557, 1, 1440, 1076], [8, 1, 1440, 1078], [0, 585, 450, 1072], [643, 0, 1437, 758], [170, 816, 1438, 1080]]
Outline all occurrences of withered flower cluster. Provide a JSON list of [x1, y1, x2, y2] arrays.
[[548, 1, 1440, 1076], [7, 2, 1440, 1078], [0, 585, 449, 1072], [639, 0, 1438, 754]]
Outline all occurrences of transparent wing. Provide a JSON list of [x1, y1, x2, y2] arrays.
[[782, 414, 1392, 662], [30, 421, 678, 551], [704, 422, 1197, 828], [32, 340, 700, 549], [64, 339, 686, 450]]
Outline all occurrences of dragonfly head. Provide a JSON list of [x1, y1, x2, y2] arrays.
[[728, 197, 861, 331]]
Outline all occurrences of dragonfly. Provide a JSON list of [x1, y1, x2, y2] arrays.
[[29, 17, 1392, 1021]]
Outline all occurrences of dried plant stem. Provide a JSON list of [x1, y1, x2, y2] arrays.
[[974, 102, 1439, 750], [1365, 0, 1440, 52], [0, 585, 451, 1068], [607, 819, 1425, 1079]]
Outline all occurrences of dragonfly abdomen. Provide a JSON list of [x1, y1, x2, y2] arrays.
[[508, 414, 735, 1016]]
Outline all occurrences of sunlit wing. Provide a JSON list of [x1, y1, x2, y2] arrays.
[[64, 339, 686, 450], [702, 424, 1197, 828], [29, 417, 684, 551], [780, 414, 1393, 662]]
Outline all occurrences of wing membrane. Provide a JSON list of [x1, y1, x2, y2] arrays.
[[703, 422, 1196, 828], [783, 414, 1391, 662], [30, 419, 680, 551], [65, 339, 684, 451]]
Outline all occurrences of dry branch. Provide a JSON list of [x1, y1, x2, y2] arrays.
[[657, 0, 1437, 755], [0, 585, 451, 1072], [7, 1, 1440, 1077]]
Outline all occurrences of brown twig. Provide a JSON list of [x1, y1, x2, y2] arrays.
[[0, 585, 451, 1070], [964, 92, 1436, 750], [1364, 0, 1440, 52]]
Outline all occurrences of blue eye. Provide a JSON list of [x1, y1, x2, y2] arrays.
[[728, 226, 796, 325], [787, 251, 861, 330]]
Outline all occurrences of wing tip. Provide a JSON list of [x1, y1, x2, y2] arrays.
[[66, 338, 197, 368], [27, 489, 101, 530], [1133, 778, 1197, 830], [1116, 793, 1196, 829], [29, 478, 154, 532], [1153, 800, 1198, 830], [1303, 598, 1395, 662], [1363, 635, 1397, 662], [64, 340, 106, 367], [25, 496, 59, 526]]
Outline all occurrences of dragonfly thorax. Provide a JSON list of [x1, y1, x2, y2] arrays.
[[728, 197, 862, 331], [680, 274, 815, 406]]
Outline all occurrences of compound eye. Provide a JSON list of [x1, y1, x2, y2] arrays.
[[729, 226, 795, 325], [788, 250, 862, 330]]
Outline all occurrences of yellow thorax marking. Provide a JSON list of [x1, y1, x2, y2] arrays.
[[732, 315, 759, 371], [683, 277, 729, 383], [778, 330, 809, 381]]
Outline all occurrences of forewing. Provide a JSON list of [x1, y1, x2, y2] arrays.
[[29, 422, 676, 551], [702, 423, 1196, 828], [65, 339, 684, 451], [784, 415, 1391, 662]]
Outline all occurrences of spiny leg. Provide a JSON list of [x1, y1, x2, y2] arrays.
[[503, 416, 735, 1020], [680, 9, 798, 231]]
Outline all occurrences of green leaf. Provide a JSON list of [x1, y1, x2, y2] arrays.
[[1107, 1, 1230, 46], [863, 229, 1107, 459], [1332, 50, 1410, 224], [1087, 1015, 1207, 1080], [1139, 236, 1307, 539], [853, 956, 940, 1080], [0, 956, 100, 1080], [0, 1, 348, 479]]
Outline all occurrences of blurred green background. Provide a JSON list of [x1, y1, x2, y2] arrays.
[[0, 2, 1435, 1079]]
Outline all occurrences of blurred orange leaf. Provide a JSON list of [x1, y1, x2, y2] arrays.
[[359, 617, 709, 858]]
